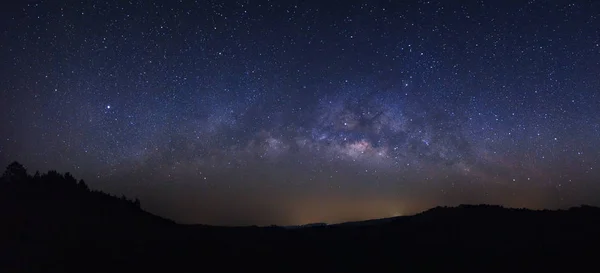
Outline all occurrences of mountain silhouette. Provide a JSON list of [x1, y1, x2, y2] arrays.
[[1, 161, 599, 273]]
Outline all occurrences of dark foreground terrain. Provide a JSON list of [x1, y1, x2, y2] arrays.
[[1, 162, 599, 273]]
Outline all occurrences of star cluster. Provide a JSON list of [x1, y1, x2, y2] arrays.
[[1, 0, 600, 225]]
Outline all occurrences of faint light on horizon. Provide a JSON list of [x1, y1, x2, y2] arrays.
[[392, 211, 403, 217]]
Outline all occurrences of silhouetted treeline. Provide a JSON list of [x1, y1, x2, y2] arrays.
[[1, 161, 141, 209], [2, 161, 600, 273], [0, 162, 175, 273]]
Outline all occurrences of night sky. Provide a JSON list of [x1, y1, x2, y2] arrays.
[[1, 0, 599, 226]]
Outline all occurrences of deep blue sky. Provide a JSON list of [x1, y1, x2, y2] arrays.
[[1, 0, 599, 225]]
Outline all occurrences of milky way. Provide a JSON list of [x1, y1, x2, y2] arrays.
[[1, 0, 600, 225]]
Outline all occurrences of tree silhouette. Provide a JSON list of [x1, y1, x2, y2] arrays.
[[78, 179, 89, 192], [0, 161, 142, 210], [1, 161, 28, 183], [64, 172, 77, 185]]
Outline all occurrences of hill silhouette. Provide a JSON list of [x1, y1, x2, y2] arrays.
[[1, 161, 599, 273]]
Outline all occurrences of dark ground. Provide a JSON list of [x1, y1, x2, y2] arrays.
[[1, 162, 599, 273]]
